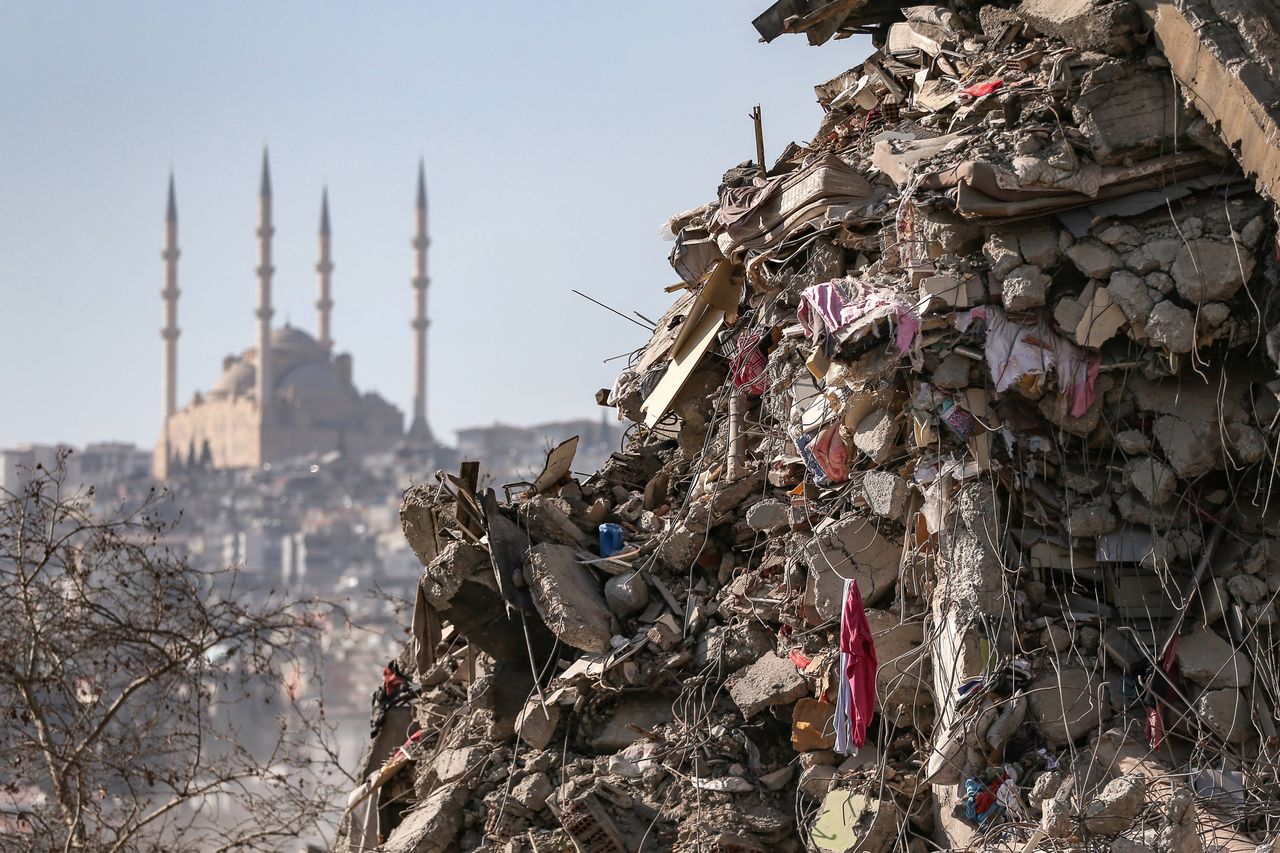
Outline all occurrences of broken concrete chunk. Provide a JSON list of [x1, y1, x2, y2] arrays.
[[1066, 239, 1123, 279], [984, 232, 1022, 279], [1083, 773, 1147, 835], [1002, 264, 1050, 312], [1054, 293, 1087, 333], [853, 409, 899, 464], [1029, 769, 1065, 808], [1065, 469, 1104, 495], [1015, 223, 1061, 267], [512, 772, 554, 811], [1228, 572, 1268, 605], [1097, 223, 1141, 248], [1227, 422, 1267, 465], [726, 651, 808, 719], [1145, 271, 1174, 296], [400, 485, 443, 567], [1139, 529, 1202, 571], [419, 542, 488, 608], [694, 621, 774, 672], [931, 352, 971, 389], [1065, 495, 1117, 538], [656, 519, 705, 571], [645, 612, 682, 650], [1145, 238, 1181, 268], [1115, 429, 1151, 455], [861, 470, 909, 520], [525, 543, 613, 653], [1198, 302, 1231, 330], [799, 750, 839, 770], [799, 764, 836, 799], [589, 696, 674, 750], [433, 745, 485, 785], [916, 208, 982, 255], [1041, 774, 1077, 838], [603, 572, 649, 617], [1028, 668, 1109, 747], [1152, 415, 1218, 479], [1177, 627, 1253, 689], [758, 765, 796, 791], [1144, 301, 1195, 354], [1125, 456, 1177, 506], [978, 4, 1020, 35], [1107, 271, 1155, 325], [1073, 67, 1187, 164], [811, 789, 899, 853], [1199, 576, 1232, 626], [1041, 623, 1072, 655], [866, 611, 928, 705], [515, 697, 560, 751], [382, 781, 468, 853], [1016, 0, 1142, 56], [1171, 238, 1255, 303], [802, 515, 901, 616], [746, 499, 789, 532], [1197, 688, 1250, 744], [522, 494, 591, 548], [920, 274, 969, 307], [1123, 245, 1160, 275]]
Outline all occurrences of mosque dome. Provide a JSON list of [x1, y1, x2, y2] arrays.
[[276, 361, 351, 399], [208, 359, 255, 398], [270, 325, 326, 356]]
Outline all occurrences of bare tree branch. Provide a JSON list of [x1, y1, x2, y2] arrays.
[[0, 454, 342, 851]]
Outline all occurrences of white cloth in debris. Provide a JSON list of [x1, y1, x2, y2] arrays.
[[995, 765, 1029, 820], [353, 786, 379, 852], [968, 306, 1097, 417]]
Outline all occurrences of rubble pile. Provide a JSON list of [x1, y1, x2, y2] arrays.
[[339, 2, 1280, 851]]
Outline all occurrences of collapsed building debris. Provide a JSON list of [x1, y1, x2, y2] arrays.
[[338, 1, 1280, 850]]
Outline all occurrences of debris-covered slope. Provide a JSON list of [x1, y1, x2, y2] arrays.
[[340, 2, 1280, 851]]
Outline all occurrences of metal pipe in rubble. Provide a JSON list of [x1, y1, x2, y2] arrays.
[[727, 388, 747, 481]]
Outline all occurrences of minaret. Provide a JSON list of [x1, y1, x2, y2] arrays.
[[408, 160, 433, 444], [316, 188, 334, 351], [255, 149, 275, 426], [160, 172, 181, 474]]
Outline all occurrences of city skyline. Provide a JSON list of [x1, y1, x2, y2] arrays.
[[0, 2, 867, 450]]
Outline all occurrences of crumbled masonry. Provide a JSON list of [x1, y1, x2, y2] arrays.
[[339, 2, 1280, 850]]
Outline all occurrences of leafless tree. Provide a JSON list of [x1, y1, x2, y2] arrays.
[[0, 452, 342, 851]]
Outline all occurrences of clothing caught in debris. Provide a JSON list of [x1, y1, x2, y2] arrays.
[[833, 578, 876, 753], [369, 660, 418, 739]]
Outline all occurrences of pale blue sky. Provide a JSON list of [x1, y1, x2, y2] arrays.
[[0, 2, 870, 450]]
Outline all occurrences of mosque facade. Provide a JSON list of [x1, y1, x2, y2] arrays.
[[155, 153, 434, 478]]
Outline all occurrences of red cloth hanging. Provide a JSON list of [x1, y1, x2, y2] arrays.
[[730, 330, 769, 395], [1145, 634, 1180, 748], [840, 580, 878, 748]]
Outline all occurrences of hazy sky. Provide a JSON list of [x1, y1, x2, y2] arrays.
[[0, 2, 870, 450]]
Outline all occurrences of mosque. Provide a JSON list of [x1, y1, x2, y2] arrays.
[[154, 152, 435, 479]]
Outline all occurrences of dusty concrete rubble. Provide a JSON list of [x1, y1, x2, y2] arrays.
[[339, 2, 1280, 851]]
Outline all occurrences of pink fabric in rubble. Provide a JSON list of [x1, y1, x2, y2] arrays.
[[798, 278, 919, 353]]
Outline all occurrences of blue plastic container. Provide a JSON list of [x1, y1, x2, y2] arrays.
[[598, 523, 624, 557]]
